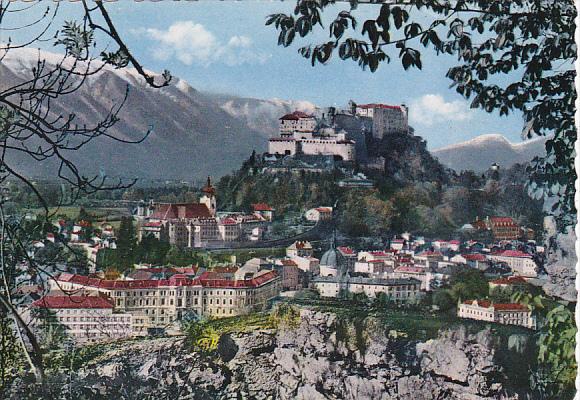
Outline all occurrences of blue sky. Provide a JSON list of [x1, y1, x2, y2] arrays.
[[5, 1, 526, 149]]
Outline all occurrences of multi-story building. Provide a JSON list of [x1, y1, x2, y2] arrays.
[[137, 178, 267, 248], [486, 250, 538, 277], [28, 295, 133, 343], [279, 111, 317, 135], [312, 276, 421, 301], [472, 216, 522, 240], [355, 104, 409, 138], [53, 271, 281, 335], [458, 300, 536, 329]]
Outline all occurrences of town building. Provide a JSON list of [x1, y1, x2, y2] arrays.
[[313, 276, 421, 301], [28, 295, 133, 344], [137, 178, 268, 249], [52, 270, 281, 335], [458, 300, 536, 329], [252, 203, 274, 221], [486, 250, 538, 277], [286, 241, 314, 258], [304, 207, 333, 222]]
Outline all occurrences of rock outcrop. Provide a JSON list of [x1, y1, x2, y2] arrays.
[[8, 310, 533, 399]]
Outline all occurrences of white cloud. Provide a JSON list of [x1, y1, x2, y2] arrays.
[[144, 21, 269, 66], [409, 94, 473, 127]]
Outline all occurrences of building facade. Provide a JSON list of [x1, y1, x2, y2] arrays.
[[53, 271, 282, 335], [313, 276, 421, 301], [29, 295, 133, 344], [458, 300, 536, 329]]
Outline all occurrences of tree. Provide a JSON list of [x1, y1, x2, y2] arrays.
[[449, 269, 488, 301], [116, 217, 136, 272], [432, 290, 454, 311], [0, 1, 171, 385], [266, 0, 575, 230]]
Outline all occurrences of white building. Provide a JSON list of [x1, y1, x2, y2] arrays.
[[28, 295, 133, 344], [304, 207, 333, 222], [313, 276, 421, 301], [486, 250, 538, 277], [458, 300, 536, 329], [279, 111, 317, 135], [53, 271, 281, 335]]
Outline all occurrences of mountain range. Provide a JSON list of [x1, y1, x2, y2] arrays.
[[3, 48, 547, 181], [2, 48, 315, 183], [432, 134, 548, 172]]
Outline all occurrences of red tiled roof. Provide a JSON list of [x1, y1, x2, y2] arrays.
[[462, 253, 487, 261], [370, 251, 390, 257], [58, 271, 278, 290], [449, 240, 461, 245], [337, 246, 355, 255], [151, 203, 212, 220], [199, 271, 278, 288], [463, 300, 529, 311], [490, 276, 527, 285], [281, 259, 298, 266], [220, 217, 238, 225], [252, 203, 273, 211], [32, 295, 113, 309], [494, 250, 532, 258], [490, 216, 516, 224]]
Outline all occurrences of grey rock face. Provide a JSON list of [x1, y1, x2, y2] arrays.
[[40, 310, 525, 400], [542, 219, 577, 302]]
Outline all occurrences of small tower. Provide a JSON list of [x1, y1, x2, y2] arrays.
[[200, 176, 217, 216]]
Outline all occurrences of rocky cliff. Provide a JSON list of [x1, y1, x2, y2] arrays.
[[10, 310, 536, 399]]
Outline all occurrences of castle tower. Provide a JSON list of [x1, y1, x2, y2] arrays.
[[200, 176, 217, 216]]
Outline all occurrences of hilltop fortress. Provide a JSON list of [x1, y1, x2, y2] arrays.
[[267, 101, 410, 163]]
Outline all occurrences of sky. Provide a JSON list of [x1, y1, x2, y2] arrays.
[[4, 1, 527, 149]]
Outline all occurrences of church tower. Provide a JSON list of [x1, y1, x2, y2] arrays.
[[200, 176, 217, 216]]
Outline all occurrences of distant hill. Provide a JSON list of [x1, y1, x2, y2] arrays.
[[2, 48, 316, 182], [432, 134, 548, 172]]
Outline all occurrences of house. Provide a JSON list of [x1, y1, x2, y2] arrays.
[[489, 276, 528, 290], [487, 250, 538, 277], [286, 241, 314, 258], [390, 238, 405, 251], [252, 203, 274, 221], [458, 300, 536, 329], [449, 240, 461, 252], [28, 295, 133, 343], [304, 207, 333, 222]]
